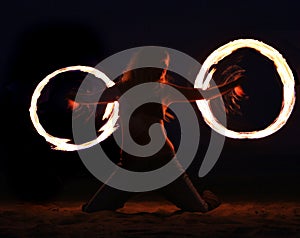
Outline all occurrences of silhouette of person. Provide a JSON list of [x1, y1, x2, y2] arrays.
[[69, 49, 245, 212]]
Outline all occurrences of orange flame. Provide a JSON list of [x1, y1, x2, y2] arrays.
[[160, 52, 170, 83], [233, 85, 245, 98], [30, 66, 119, 151], [195, 39, 296, 139], [67, 99, 80, 110]]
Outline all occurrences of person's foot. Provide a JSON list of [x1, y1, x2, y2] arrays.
[[202, 190, 221, 211]]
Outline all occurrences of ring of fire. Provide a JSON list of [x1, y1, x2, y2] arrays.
[[29, 66, 119, 151], [195, 39, 296, 139]]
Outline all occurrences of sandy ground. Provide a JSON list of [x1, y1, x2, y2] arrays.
[[1, 194, 300, 238], [0, 174, 299, 238]]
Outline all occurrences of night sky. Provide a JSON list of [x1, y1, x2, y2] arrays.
[[0, 0, 300, 201]]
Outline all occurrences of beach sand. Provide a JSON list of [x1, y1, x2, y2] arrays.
[[1, 188, 300, 238]]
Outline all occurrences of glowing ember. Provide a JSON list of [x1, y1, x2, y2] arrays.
[[67, 99, 80, 110], [29, 66, 119, 151], [234, 86, 245, 98], [195, 39, 296, 139]]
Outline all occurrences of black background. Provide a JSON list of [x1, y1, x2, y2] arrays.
[[0, 0, 300, 201]]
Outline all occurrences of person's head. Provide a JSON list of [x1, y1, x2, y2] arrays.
[[120, 48, 170, 89]]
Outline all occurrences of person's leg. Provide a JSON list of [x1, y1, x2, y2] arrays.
[[82, 182, 133, 212], [159, 172, 221, 212], [82, 167, 134, 213]]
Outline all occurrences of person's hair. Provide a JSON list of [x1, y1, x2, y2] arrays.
[[119, 49, 170, 91]]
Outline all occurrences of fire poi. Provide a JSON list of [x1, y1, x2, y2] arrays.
[[29, 66, 119, 151], [195, 39, 296, 139], [30, 39, 296, 151]]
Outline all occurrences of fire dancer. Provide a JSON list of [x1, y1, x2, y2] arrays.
[[69, 49, 245, 213]]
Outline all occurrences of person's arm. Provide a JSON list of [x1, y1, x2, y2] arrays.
[[68, 84, 122, 109], [164, 69, 245, 103]]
